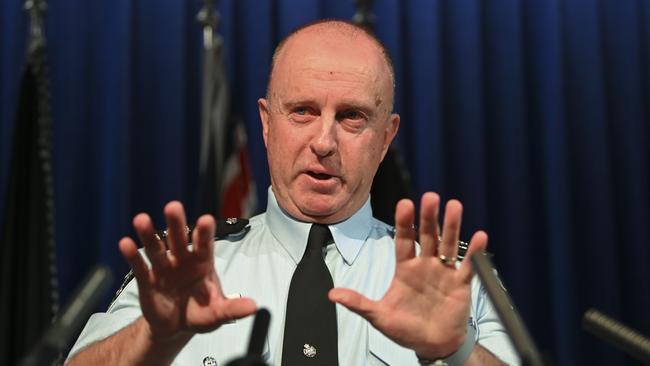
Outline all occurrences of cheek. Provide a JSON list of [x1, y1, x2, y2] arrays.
[[267, 124, 304, 168], [340, 133, 384, 172]]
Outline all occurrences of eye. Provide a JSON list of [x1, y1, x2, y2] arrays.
[[341, 110, 363, 120], [294, 107, 309, 115], [289, 106, 317, 123], [337, 109, 368, 132]]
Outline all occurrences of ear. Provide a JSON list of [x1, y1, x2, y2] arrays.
[[380, 113, 400, 162], [258, 98, 270, 148]]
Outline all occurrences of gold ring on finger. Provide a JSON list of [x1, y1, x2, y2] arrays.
[[438, 254, 457, 268]]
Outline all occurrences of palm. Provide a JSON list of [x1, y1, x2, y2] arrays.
[[330, 193, 487, 359], [138, 254, 225, 335], [373, 256, 472, 352], [119, 202, 256, 340]]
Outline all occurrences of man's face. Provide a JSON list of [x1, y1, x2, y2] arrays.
[[259, 27, 400, 223]]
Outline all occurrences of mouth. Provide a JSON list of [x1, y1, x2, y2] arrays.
[[307, 171, 334, 180]]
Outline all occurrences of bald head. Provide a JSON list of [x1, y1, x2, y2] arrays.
[[267, 20, 396, 113], [257, 19, 400, 223]]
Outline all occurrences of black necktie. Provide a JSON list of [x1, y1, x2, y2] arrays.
[[282, 224, 339, 365]]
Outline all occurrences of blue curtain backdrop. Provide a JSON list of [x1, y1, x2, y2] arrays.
[[1, 0, 649, 364]]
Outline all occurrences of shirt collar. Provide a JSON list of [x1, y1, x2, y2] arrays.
[[265, 187, 373, 265]]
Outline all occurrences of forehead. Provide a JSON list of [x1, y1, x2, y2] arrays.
[[270, 27, 392, 107]]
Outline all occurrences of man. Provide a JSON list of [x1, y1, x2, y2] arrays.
[[67, 20, 518, 365]]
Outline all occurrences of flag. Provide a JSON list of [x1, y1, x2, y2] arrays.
[[0, 5, 59, 363], [197, 11, 256, 219], [218, 121, 257, 217]]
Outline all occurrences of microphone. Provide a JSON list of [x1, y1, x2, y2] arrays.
[[471, 252, 546, 366], [19, 265, 114, 366], [583, 308, 650, 364], [226, 308, 271, 366]]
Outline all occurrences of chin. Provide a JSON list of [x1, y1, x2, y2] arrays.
[[283, 185, 357, 221], [300, 199, 362, 224], [295, 198, 346, 221], [299, 202, 340, 218]]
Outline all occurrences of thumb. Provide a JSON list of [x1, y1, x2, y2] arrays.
[[329, 288, 378, 323], [219, 297, 258, 321]]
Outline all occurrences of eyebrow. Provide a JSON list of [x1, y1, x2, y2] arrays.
[[281, 98, 378, 116], [282, 99, 317, 109]]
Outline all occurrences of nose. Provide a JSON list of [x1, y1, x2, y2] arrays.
[[310, 117, 337, 157]]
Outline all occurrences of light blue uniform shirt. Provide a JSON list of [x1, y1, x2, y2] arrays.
[[69, 188, 519, 365]]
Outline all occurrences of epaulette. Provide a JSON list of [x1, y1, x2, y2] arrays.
[[215, 217, 250, 238], [456, 240, 470, 260], [109, 218, 249, 307], [154, 218, 250, 247], [388, 226, 471, 260]]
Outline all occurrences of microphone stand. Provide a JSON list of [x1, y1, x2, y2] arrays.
[[471, 252, 548, 366], [226, 309, 271, 366], [583, 308, 650, 364], [18, 266, 113, 366]]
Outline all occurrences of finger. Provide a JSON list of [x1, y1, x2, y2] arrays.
[[458, 231, 488, 283], [394, 199, 416, 262], [133, 213, 169, 270], [329, 288, 379, 323], [217, 297, 258, 322], [439, 199, 462, 260], [418, 192, 440, 256], [119, 236, 151, 286], [193, 214, 216, 259], [164, 201, 190, 258]]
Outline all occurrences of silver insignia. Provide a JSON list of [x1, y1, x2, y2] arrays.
[[303, 343, 317, 358], [202, 356, 217, 366]]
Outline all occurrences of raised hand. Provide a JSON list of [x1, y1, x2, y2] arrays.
[[329, 192, 487, 360], [118, 201, 257, 341]]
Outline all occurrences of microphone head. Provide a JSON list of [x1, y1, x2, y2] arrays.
[[247, 308, 271, 356], [226, 308, 271, 366]]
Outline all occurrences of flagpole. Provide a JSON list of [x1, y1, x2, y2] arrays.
[[197, 0, 219, 177], [23, 0, 59, 317], [197, 0, 218, 50], [197, 0, 226, 216], [24, 0, 46, 54], [1, 0, 59, 363], [353, 0, 376, 30]]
